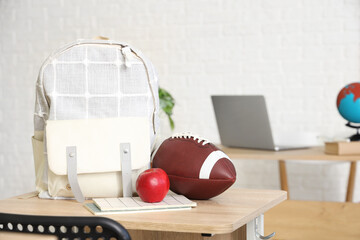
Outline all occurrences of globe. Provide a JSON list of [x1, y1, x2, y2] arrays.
[[337, 82, 360, 123], [337, 82, 360, 141]]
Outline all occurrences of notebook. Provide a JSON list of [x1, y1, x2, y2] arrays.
[[84, 194, 197, 215]]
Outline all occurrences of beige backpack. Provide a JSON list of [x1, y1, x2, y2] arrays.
[[32, 39, 160, 201]]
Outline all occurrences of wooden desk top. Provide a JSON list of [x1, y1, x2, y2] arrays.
[[221, 146, 360, 161], [264, 200, 360, 240], [0, 189, 286, 234]]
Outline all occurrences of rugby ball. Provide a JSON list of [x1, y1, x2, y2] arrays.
[[152, 133, 236, 199]]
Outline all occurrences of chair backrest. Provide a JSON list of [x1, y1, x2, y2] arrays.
[[0, 212, 131, 240]]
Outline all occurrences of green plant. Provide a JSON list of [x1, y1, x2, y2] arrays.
[[159, 88, 175, 130]]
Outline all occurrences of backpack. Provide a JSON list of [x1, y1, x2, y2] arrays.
[[32, 39, 160, 201]]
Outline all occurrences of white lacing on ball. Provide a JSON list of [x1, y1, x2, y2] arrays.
[[171, 132, 210, 145]]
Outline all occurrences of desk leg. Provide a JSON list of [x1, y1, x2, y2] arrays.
[[246, 214, 275, 240], [246, 216, 261, 240], [246, 218, 256, 240], [346, 161, 357, 202], [279, 160, 289, 199]]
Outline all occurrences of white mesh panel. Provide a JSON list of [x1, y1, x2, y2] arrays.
[[57, 45, 86, 62], [88, 64, 118, 94], [120, 64, 149, 94], [87, 45, 118, 62], [43, 65, 54, 93], [55, 63, 86, 94], [88, 97, 118, 118], [119, 96, 150, 116], [35, 41, 159, 146], [55, 97, 87, 120]]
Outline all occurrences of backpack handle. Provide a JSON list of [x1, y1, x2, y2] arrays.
[[93, 36, 109, 40]]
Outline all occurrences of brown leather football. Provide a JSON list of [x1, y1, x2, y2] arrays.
[[152, 133, 236, 200]]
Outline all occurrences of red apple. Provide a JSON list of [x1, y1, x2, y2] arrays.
[[136, 168, 170, 203]]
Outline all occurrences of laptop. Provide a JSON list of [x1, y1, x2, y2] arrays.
[[211, 95, 311, 151]]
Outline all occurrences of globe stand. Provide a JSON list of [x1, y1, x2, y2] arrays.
[[346, 122, 360, 141]]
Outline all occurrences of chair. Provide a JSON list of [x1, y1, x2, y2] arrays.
[[0, 212, 131, 240]]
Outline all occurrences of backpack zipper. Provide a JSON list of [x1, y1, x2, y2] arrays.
[[131, 50, 157, 135]]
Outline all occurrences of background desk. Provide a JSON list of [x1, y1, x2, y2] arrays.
[[264, 200, 360, 240], [0, 189, 286, 240], [221, 146, 358, 202]]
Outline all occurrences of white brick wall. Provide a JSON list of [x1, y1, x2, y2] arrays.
[[0, 0, 359, 201]]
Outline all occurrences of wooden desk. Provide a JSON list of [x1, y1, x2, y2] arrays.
[[221, 146, 359, 202], [0, 189, 286, 240], [264, 200, 360, 240]]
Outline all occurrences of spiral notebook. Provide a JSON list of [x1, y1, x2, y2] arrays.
[[84, 194, 197, 215]]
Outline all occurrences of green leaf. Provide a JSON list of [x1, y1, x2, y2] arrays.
[[168, 115, 175, 130], [159, 87, 175, 130]]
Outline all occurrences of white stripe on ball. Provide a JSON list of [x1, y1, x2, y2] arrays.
[[199, 151, 232, 179]]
